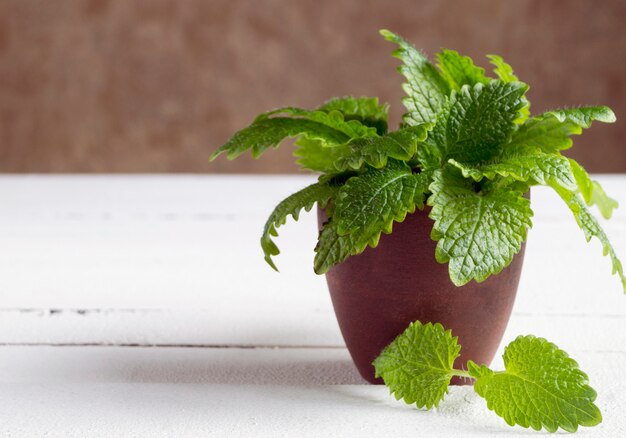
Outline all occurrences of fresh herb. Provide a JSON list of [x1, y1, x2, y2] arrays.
[[373, 321, 601, 433], [211, 29, 624, 291]]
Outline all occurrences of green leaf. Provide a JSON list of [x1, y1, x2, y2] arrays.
[[211, 106, 378, 161], [470, 335, 602, 433], [260, 107, 378, 138], [431, 81, 529, 165], [294, 124, 430, 174], [436, 49, 489, 91], [314, 219, 370, 274], [293, 136, 346, 173], [415, 141, 443, 171], [553, 186, 626, 292], [314, 163, 430, 274], [569, 159, 618, 219], [487, 54, 519, 82], [380, 29, 450, 126], [506, 106, 615, 156], [428, 167, 533, 286], [544, 106, 616, 128], [486, 54, 530, 124], [334, 125, 431, 171], [448, 145, 578, 193], [334, 161, 429, 236], [507, 115, 582, 153], [261, 182, 338, 271], [317, 96, 389, 134], [211, 117, 351, 161], [373, 321, 461, 409]]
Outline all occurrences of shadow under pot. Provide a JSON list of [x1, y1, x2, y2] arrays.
[[318, 206, 526, 385]]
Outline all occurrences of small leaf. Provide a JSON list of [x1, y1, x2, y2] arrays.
[[505, 106, 615, 157], [380, 29, 450, 126], [448, 145, 578, 193], [211, 117, 350, 161], [313, 219, 371, 275], [334, 125, 430, 171], [374, 321, 461, 409], [544, 106, 616, 128], [428, 167, 533, 286], [569, 159, 618, 219], [487, 54, 519, 83], [486, 54, 530, 124], [317, 96, 390, 134], [436, 49, 489, 91], [211, 106, 378, 161], [260, 107, 378, 138], [470, 335, 602, 433], [508, 115, 582, 153], [261, 182, 338, 270], [293, 136, 347, 173], [334, 160, 429, 236]]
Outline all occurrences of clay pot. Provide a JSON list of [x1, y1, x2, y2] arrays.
[[318, 207, 525, 385]]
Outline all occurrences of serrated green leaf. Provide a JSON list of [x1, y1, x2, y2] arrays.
[[590, 180, 618, 219], [293, 136, 346, 173], [544, 106, 616, 128], [470, 335, 602, 433], [506, 106, 615, 156], [211, 117, 351, 161], [317, 96, 390, 134], [436, 49, 489, 91], [211, 105, 378, 161], [487, 54, 518, 82], [373, 321, 461, 409], [508, 115, 582, 153], [334, 160, 429, 236], [314, 163, 430, 274], [313, 218, 372, 274], [448, 145, 578, 193], [260, 107, 378, 138], [553, 186, 626, 292], [428, 167, 532, 286], [294, 124, 430, 174], [261, 182, 338, 270], [415, 141, 443, 171], [430, 81, 529, 165], [569, 159, 618, 219], [466, 360, 492, 379], [334, 125, 430, 171], [380, 29, 450, 126], [486, 54, 530, 124]]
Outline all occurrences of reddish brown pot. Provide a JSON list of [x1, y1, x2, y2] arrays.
[[318, 207, 525, 385]]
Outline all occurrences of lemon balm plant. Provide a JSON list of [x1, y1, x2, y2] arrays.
[[211, 29, 623, 391], [210, 29, 622, 433], [211, 29, 623, 290]]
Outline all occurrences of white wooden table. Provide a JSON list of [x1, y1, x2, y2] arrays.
[[0, 175, 625, 437]]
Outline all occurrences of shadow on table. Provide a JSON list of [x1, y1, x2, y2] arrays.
[[100, 348, 367, 385]]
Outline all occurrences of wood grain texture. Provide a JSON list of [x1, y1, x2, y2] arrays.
[[0, 0, 624, 173], [0, 175, 625, 436]]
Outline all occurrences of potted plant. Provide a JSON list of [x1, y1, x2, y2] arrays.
[[210, 29, 623, 384]]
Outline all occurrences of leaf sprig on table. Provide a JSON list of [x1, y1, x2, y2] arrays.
[[210, 29, 624, 292], [373, 321, 602, 433]]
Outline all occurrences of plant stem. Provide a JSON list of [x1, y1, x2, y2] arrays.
[[451, 369, 474, 379]]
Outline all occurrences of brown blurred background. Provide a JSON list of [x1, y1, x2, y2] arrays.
[[0, 0, 625, 173]]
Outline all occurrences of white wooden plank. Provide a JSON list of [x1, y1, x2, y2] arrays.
[[1, 176, 625, 347], [2, 175, 626, 310], [0, 346, 622, 437], [0, 308, 624, 354]]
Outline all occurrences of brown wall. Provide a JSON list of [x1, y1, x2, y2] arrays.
[[0, 0, 625, 173]]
